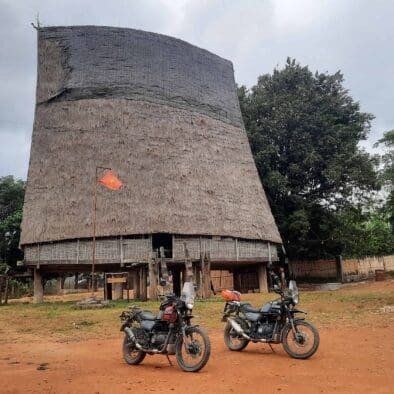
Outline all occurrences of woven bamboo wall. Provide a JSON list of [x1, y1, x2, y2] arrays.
[[289, 255, 394, 280], [24, 235, 278, 265], [173, 235, 277, 261], [342, 255, 394, 276], [289, 260, 337, 279], [24, 237, 152, 265]]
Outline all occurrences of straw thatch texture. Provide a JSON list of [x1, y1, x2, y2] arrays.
[[21, 99, 281, 244], [21, 26, 281, 249], [36, 26, 242, 127]]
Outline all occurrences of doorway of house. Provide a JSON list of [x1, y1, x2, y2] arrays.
[[152, 233, 173, 258]]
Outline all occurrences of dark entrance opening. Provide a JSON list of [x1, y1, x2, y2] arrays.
[[152, 233, 173, 258]]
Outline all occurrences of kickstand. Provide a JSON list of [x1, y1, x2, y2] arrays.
[[166, 355, 174, 367], [268, 343, 275, 353]]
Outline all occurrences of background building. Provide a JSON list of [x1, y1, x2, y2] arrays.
[[21, 26, 281, 301]]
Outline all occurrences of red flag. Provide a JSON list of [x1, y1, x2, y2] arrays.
[[99, 171, 123, 190]]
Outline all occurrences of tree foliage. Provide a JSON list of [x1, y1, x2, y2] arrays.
[[239, 58, 380, 259], [0, 176, 25, 270], [375, 129, 394, 230]]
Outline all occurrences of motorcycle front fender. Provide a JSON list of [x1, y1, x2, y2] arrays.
[[184, 324, 199, 335]]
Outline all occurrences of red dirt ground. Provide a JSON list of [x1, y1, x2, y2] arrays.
[[0, 325, 393, 394]]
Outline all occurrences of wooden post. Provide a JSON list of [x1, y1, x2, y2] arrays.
[[184, 243, 194, 282], [103, 273, 107, 300], [336, 255, 343, 283], [139, 266, 147, 301], [74, 273, 79, 290], [194, 261, 202, 297], [148, 254, 158, 300], [56, 276, 62, 294], [197, 258, 203, 298], [257, 263, 268, 293], [201, 252, 212, 298], [33, 268, 44, 304], [131, 270, 140, 299]]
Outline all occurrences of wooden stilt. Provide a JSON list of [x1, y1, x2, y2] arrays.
[[139, 266, 147, 301], [201, 252, 212, 298], [33, 268, 44, 304], [257, 263, 268, 293], [184, 243, 194, 282], [148, 254, 158, 300], [131, 269, 140, 299]]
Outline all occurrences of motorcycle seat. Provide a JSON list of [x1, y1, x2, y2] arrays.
[[241, 304, 261, 313], [139, 310, 156, 320]]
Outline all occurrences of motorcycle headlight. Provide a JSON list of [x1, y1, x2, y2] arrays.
[[292, 293, 299, 304], [186, 302, 194, 310]]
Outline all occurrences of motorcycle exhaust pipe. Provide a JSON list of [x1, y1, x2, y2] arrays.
[[227, 318, 252, 341], [227, 318, 268, 343], [124, 327, 136, 340], [124, 327, 144, 350]]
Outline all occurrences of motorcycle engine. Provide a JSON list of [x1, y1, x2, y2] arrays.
[[133, 328, 149, 347], [256, 323, 274, 339], [150, 332, 168, 346]]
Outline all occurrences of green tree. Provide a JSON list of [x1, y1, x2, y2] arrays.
[[0, 176, 25, 270], [334, 206, 393, 257], [239, 58, 379, 259], [374, 129, 394, 229]]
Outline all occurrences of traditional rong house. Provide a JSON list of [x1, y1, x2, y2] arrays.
[[21, 26, 282, 302]]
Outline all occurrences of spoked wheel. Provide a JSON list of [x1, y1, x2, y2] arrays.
[[122, 335, 146, 365], [224, 320, 249, 351], [282, 320, 319, 359], [175, 326, 211, 372]]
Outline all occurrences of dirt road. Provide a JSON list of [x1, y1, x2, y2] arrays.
[[1, 326, 393, 393]]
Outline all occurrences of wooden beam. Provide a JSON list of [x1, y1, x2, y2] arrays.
[[107, 277, 127, 284]]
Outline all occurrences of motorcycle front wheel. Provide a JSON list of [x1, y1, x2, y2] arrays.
[[223, 320, 249, 351], [282, 320, 319, 359], [175, 326, 211, 372], [122, 335, 146, 365]]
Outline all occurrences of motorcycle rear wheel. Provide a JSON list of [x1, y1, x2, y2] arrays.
[[282, 320, 319, 359], [122, 335, 146, 365], [175, 326, 211, 372], [223, 320, 249, 351]]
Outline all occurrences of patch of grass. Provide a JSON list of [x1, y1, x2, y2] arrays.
[[1, 282, 393, 344]]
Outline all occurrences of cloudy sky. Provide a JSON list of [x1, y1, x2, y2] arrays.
[[1, 0, 393, 179]]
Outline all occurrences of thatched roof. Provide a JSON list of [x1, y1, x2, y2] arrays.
[[21, 26, 281, 246]]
